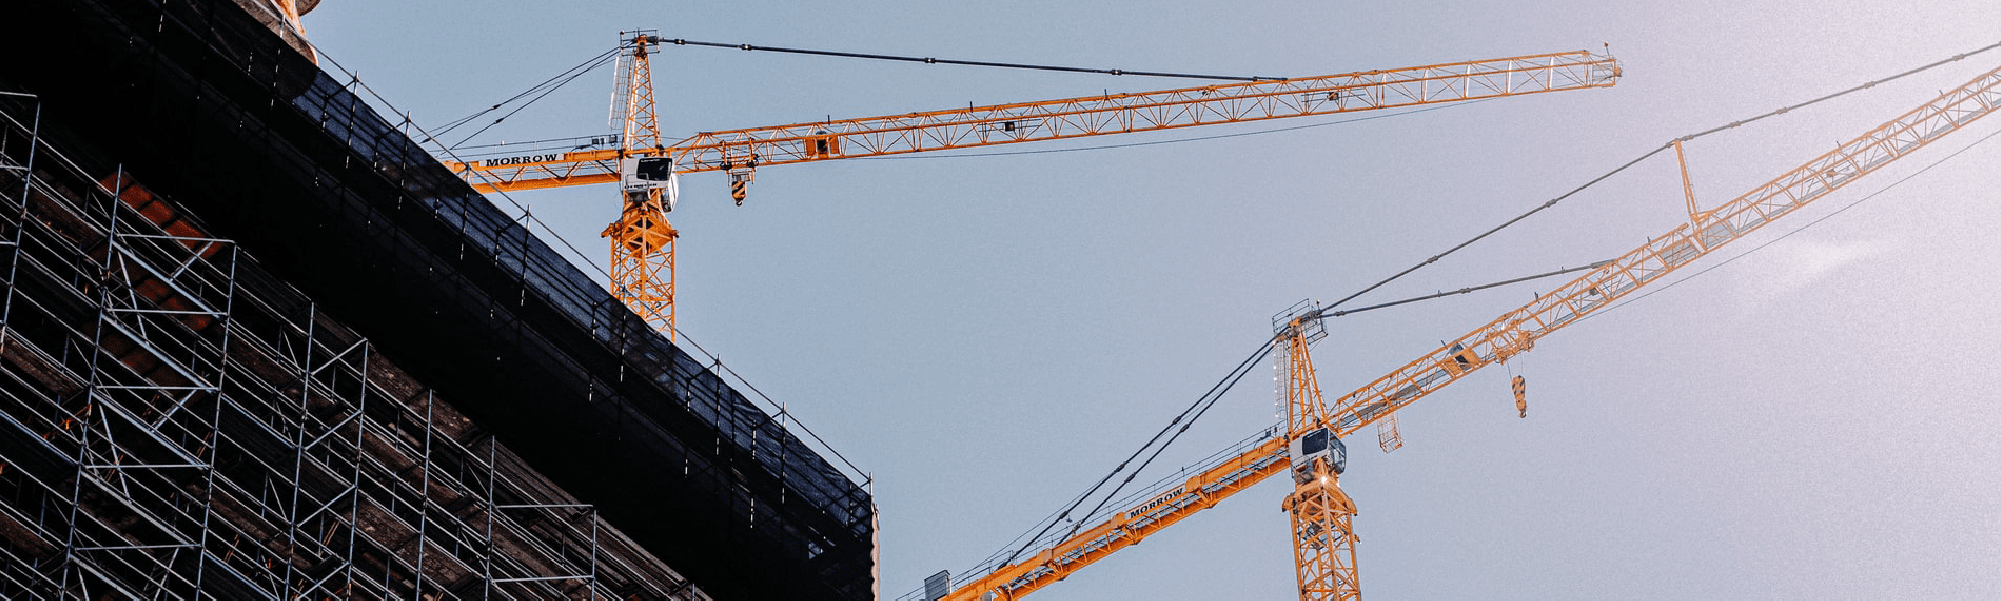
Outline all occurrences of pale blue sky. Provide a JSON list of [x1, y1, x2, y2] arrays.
[[306, 1, 2001, 598]]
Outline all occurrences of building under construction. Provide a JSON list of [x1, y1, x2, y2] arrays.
[[0, 0, 877, 598]]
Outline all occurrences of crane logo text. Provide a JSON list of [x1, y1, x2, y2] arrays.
[[483, 154, 563, 167]]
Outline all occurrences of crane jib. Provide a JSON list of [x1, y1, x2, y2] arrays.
[[944, 57, 2001, 601]]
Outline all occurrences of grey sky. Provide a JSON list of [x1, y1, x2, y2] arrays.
[[306, 1, 2001, 598]]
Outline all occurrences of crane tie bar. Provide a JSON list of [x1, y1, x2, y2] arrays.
[[649, 36, 1287, 82], [1306, 261, 1614, 320]]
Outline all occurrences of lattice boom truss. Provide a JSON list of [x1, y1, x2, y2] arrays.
[[936, 58, 2001, 601], [1322, 62, 2001, 439], [445, 51, 1620, 193], [0, 95, 706, 600]]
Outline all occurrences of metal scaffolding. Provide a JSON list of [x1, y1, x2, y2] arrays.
[[0, 93, 702, 600], [0, 2, 881, 595]]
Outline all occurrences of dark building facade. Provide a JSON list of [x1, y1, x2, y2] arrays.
[[0, 0, 876, 598]]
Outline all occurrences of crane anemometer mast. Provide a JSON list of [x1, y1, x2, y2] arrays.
[[438, 34, 1622, 338]]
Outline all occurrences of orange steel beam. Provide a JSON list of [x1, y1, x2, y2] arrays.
[[604, 35, 679, 337], [944, 433, 1289, 601], [1276, 319, 1362, 601], [441, 50, 1621, 193], [1316, 60, 2001, 440], [945, 59, 2001, 601]]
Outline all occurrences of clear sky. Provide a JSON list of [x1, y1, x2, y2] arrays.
[[303, 1, 2001, 599]]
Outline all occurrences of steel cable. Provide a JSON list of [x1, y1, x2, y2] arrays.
[[429, 46, 623, 146], [1323, 39, 2001, 312], [658, 37, 1285, 82], [996, 332, 1277, 568]]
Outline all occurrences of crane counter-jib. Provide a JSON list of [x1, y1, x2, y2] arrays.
[[942, 59, 2001, 601]]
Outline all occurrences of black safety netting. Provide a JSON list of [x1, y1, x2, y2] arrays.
[[289, 46, 874, 570], [0, 0, 876, 597]]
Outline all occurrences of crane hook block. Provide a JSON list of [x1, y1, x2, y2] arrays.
[[1512, 375, 1527, 418]]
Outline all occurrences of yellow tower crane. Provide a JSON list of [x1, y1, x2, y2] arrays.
[[439, 34, 1622, 338], [937, 57, 2001, 601]]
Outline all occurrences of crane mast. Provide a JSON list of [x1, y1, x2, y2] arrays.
[[944, 59, 2001, 601], [1275, 305, 1360, 600], [599, 34, 679, 337], [438, 47, 1619, 338]]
